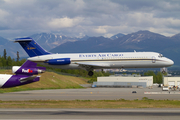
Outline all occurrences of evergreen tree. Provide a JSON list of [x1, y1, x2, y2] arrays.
[[16, 51, 20, 62], [156, 72, 163, 84], [6, 56, 12, 66], [0, 56, 3, 67], [3, 49, 7, 60], [144, 71, 157, 83], [1, 57, 6, 66]]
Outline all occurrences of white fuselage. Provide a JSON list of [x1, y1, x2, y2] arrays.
[[27, 52, 174, 70], [0, 74, 12, 87]]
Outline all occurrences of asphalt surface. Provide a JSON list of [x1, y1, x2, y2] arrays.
[[0, 108, 180, 119], [1, 87, 180, 119], [0, 87, 180, 100]]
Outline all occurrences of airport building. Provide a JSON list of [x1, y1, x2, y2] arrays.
[[164, 77, 180, 87], [92, 75, 153, 88]]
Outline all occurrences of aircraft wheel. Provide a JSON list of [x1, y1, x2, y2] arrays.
[[88, 71, 94, 76], [162, 70, 165, 74]]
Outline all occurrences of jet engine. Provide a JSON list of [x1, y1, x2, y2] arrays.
[[45, 58, 71, 65]]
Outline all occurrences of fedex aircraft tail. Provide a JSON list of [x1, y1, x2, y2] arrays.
[[0, 60, 46, 88], [15, 37, 51, 57], [12, 60, 46, 75]]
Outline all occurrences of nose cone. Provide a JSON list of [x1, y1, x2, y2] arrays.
[[170, 59, 174, 65], [166, 58, 174, 67]]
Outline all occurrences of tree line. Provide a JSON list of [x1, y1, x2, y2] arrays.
[[143, 71, 166, 84], [0, 49, 26, 67]]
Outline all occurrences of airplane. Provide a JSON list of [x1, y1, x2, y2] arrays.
[[14, 37, 174, 76], [0, 60, 45, 88]]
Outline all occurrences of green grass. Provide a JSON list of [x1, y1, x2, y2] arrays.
[[0, 70, 88, 93], [0, 99, 180, 108]]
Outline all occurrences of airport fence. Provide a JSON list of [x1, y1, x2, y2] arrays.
[[0, 66, 12, 70]]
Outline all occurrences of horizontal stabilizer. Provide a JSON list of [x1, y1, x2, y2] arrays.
[[14, 37, 32, 42]]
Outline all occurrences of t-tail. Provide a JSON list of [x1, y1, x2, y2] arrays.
[[15, 37, 51, 57]]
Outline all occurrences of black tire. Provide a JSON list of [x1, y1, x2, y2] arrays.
[[88, 71, 94, 76]]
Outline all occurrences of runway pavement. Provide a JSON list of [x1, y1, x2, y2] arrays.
[[1, 88, 180, 119], [0, 87, 180, 100], [0, 108, 180, 119]]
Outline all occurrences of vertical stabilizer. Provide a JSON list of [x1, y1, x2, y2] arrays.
[[15, 37, 51, 57]]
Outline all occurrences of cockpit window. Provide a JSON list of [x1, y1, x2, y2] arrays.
[[158, 54, 163, 58]]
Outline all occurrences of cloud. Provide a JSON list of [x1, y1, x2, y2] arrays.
[[0, 0, 180, 38], [94, 26, 107, 34], [48, 17, 84, 29]]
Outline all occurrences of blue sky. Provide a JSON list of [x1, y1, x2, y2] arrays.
[[0, 0, 180, 39]]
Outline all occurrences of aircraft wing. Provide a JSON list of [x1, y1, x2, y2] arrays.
[[19, 76, 40, 83], [75, 62, 110, 69]]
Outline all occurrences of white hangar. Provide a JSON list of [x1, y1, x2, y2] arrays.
[[164, 77, 180, 87], [93, 76, 153, 88]]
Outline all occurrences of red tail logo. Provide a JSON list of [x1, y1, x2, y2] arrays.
[[22, 69, 33, 73], [28, 69, 33, 73]]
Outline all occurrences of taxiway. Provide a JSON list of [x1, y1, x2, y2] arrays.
[[0, 87, 180, 101], [0, 108, 180, 119]]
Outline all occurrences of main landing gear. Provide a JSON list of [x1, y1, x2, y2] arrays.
[[88, 71, 94, 76], [161, 67, 166, 74]]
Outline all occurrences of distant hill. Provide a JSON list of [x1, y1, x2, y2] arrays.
[[30, 33, 89, 51], [0, 37, 19, 57], [110, 33, 125, 40], [0, 33, 90, 58], [0, 36, 8, 45], [50, 36, 112, 53], [50, 30, 174, 53]]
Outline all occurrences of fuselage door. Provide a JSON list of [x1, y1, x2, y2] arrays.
[[152, 56, 156, 63]]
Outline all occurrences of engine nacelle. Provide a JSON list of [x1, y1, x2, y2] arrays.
[[12, 66, 45, 75], [45, 58, 71, 65]]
